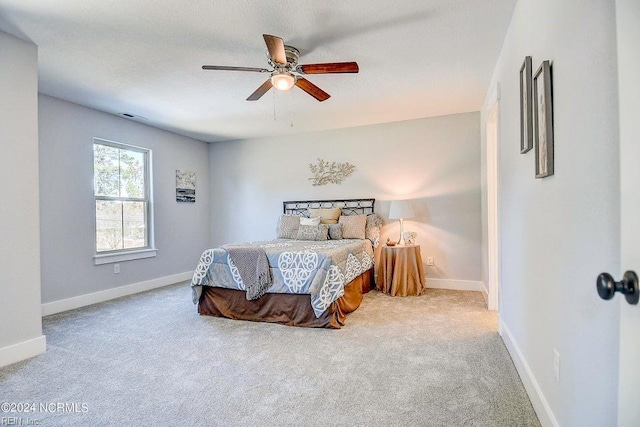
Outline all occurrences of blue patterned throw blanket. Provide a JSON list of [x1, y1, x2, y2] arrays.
[[191, 239, 374, 317], [222, 244, 272, 300]]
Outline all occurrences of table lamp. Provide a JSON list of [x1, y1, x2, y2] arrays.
[[388, 200, 414, 245]]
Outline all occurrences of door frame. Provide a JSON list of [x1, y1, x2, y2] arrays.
[[486, 87, 501, 313], [616, 0, 640, 424]]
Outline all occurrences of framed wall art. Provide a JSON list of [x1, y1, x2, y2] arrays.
[[533, 60, 554, 178], [520, 56, 533, 153], [176, 170, 196, 202]]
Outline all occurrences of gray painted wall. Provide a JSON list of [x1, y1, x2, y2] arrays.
[[209, 113, 482, 282], [38, 95, 211, 303], [0, 32, 43, 349], [481, 1, 620, 425]]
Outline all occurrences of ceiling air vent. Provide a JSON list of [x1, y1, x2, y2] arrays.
[[119, 113, 148, 121]]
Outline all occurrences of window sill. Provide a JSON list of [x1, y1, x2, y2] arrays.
[[93, 248, 157, 265]]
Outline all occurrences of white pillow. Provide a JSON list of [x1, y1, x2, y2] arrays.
[[300, 216, 321, 226]]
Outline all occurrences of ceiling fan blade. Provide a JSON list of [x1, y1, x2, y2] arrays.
[[295, 78, 330, 102], [298, 62, 359, 74], [246, 79, 273, 101], [202, 65, 269, 73], [263, 34, 287, 65]]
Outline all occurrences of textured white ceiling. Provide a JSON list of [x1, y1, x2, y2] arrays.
[[0, 0, 516, 142]]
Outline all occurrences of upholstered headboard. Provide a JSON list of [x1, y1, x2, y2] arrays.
[[283, 198, 375, 216]]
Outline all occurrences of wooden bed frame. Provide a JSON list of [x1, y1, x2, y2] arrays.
[[197, 198, 376, 329]]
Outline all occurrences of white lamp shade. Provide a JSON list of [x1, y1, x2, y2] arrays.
[[271, 73, 295, 91], [388, 200, 414, 219]]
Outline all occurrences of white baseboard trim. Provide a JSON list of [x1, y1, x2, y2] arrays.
[[425, 278, 484, 292], [0, 335, 47, 368], [481, 281, 489, 303], [42, 271, 192, 317], [500, 319, 559, 427]]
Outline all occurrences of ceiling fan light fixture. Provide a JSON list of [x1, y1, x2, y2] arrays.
[[271, 72, 295, 91]]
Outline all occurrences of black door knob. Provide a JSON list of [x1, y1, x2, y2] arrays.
[[597, 271, 639, 305]]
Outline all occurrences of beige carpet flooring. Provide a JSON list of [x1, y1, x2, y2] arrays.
[[0, 283, 540, 426]]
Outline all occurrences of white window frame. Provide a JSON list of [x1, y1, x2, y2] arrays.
[[92, 138, 156, 265]]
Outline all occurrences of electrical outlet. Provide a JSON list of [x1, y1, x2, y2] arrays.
[[553, 349, 560, 381], [114, 263, 120, 274], [427, 257, 435, 266]]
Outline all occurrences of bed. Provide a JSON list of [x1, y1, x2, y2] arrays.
[[191, 198, 381, 328]]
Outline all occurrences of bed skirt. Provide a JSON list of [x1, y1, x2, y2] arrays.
[[198, 268, 373, 329]]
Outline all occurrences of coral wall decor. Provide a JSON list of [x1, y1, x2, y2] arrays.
[[308, 158, 356, 186]]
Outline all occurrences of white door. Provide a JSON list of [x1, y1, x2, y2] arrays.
[[616, 0, 640, 425]]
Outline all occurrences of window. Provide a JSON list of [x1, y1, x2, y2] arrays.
[[93, 139, 155, 264]]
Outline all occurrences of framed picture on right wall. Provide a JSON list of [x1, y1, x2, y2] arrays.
[[519, 56, 533, 153], [533, 60, 554, 178]]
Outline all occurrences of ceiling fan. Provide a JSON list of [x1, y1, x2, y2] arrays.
[[202, 34, 359, 102]]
